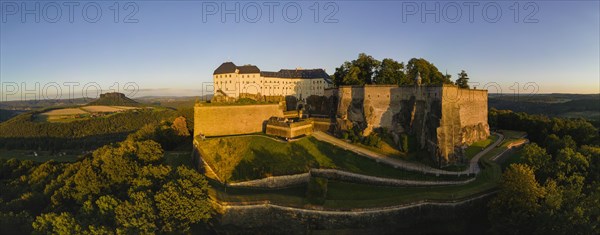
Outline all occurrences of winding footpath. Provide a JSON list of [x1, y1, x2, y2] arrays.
[[312, 131, 504, 176]]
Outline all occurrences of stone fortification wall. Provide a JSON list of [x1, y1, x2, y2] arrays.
[[437, 86, 490, 163], [228, 173, 310, 188], [193, 103, 285, 137], [226, 168, 474, 189], [216, 192, 494, 234], [265, 120, 314, 139], [332, 85, 488, 165], [309, 117, 334, 132]]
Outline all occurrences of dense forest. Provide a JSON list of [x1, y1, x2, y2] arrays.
[[489, 108, 598, 146], [488, 109, 599, 234], [0, 116, 209, 234]]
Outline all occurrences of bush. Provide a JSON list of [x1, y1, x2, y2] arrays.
[[341, 131, 349, 140], [306, 177, 328, 205], [363, 133, 381, 148]]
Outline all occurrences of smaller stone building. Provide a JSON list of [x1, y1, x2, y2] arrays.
[[265, 117, 314, 139]]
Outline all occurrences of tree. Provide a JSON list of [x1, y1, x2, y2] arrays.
[[123, 140, 164, 164], [554, 148, 589, 188], [489, 164, 545, 234], [406, 58, 452, 85], [520, 143, 552, 182], [456, 70, 470, 88], [342, 66, 363, 85], [33, 212, 83, 234], [332, 53, 381, 86], [579, 145, 600, 183], [545, 134, 577, 156], [374, 58, 406, 85], [154, 167, 211, 232], [171, 116, 191, 137], [354, 53, 381, 85], [332, 61, 352, 86], [115, 191, 158, 234]]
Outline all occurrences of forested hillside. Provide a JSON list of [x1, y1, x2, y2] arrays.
[[489, 94, 600, 127], [488, 109, 599, 234], [0, 120, 209, 234], [0, 109, 178, 150]]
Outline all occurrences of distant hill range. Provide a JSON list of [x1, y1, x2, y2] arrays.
[[87, 92, 139, 106], [489, 93, 600, 124]]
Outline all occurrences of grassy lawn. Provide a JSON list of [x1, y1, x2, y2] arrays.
[[0, 149, 81, 162], [465, 135, 499, 159], [197, 135, 472, 183], [210, 155, 501, 209], [352, 134, 437, 167], [208, 134, 515, 209], [441, 164, 468, 172], [324, 144, 504, 208], [357, 140, 404, 159]]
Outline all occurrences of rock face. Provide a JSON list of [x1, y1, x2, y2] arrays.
[[329, 85, 489, 166]]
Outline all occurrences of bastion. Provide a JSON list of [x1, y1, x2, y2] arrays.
[[329, 84, 489, 165]]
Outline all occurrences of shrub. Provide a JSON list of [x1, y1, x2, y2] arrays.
[[341, 131, 349, 140], [363, 133, 382, 148]]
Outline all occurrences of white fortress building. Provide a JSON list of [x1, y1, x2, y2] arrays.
[[212, 62, 333, 100]]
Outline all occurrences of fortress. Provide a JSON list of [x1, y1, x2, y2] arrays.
[[196, 62, 489, 166]]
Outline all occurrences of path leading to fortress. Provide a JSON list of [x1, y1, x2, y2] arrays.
[[312, 131, 504, 176]]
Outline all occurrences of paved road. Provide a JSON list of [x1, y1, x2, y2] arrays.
[[312, 131, 504, 176]]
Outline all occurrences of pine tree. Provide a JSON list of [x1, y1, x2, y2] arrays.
[[456, 70, 470, 89]]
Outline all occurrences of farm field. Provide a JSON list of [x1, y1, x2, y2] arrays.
[[37, 105, 142, 123], [81, 105, 137, 113]]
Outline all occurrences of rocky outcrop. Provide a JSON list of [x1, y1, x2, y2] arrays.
[[88, 92, 138, 106]]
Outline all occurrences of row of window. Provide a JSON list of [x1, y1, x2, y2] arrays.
[[216, 84, 322, 90], [215, 74, 259, 78], [362, 92, 439, 99], [215, 80, 325, 85], [214, 75, 327, 84]]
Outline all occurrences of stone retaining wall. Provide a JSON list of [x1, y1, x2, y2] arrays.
[[226, 168, 474, 189], [311, 169, 474, 187], [228, 172, 310, 188], [216, 192, 495, 233]]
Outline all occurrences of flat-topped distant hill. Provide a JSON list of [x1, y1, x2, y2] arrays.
[[87, 92, 139, 106]]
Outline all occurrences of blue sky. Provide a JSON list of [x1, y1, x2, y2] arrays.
[[1, 1, 599, 100]]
